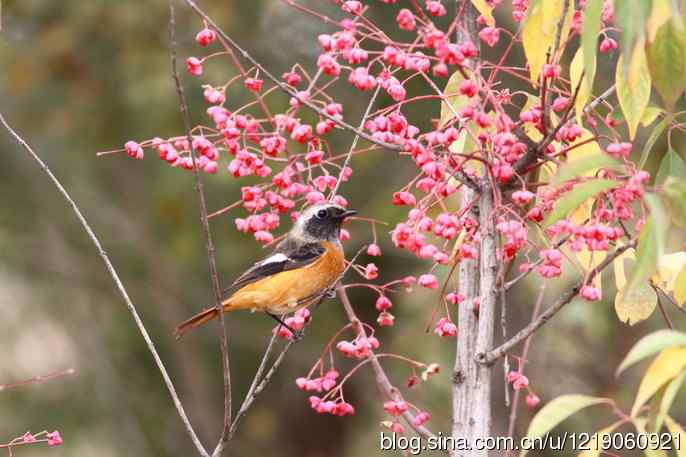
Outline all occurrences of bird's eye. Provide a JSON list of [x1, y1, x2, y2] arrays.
[[316, 209, 328, 219]]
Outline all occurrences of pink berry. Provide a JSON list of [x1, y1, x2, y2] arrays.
[[526, 393, 541, 409], [195, 27, 217, 46], [185, 57, 203, 76]]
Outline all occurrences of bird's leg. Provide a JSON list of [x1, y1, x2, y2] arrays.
[[266, 312, 304, 342]]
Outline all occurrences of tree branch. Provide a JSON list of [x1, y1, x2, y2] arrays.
[[476, 240, 636, 366], [168, 4, 232, 455], [0, 111, 209, 457]]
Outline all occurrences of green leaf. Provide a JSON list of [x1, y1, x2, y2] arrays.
[[616, 43, 652, 139], [632, 346, 686, 416], [523, 395, 607, 457], [615, 0, 651, 70], [638, 113, 673, 170], [625, 193, 667, 297], [553, 153, 623, 185], [581, 0, 602, 92], [646, 19, 686, 110], [656, 150, 686, 185], [617, 330, 686, 375], [647, 0, 674, 42], [641, 106, 664, 126], [440, 72, 467, 128], [663, 177, 686, 227], [543, 179, 620, 227]]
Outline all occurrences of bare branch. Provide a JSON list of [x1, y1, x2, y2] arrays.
[[0, 111, 209, 457], [0, 368, 75, 392], [168, 4, 231, 455]]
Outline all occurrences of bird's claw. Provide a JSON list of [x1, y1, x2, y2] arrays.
[[291, 329, 305, 342], [325, 287, 336, 299]]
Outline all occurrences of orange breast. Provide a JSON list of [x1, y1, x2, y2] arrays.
[[224, 241, 345, 314]]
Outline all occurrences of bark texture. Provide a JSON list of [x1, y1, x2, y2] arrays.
[[451, 2, 496, 455]]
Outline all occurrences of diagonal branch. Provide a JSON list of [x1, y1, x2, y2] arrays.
[[0, 111, 210, 457], [476, 240, 636, 366], [168, 4, 232, 456]]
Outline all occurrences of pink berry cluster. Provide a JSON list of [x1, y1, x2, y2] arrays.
[[2, 430, 64, 451], [506, 370, 540, 409]]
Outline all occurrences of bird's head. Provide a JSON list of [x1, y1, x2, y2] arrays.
[[292, 203, 357, 242]]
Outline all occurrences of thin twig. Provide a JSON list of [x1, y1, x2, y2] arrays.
[[229, 337, 294, 436], [0, 368, 75, 392], [652, 285, 675, 329], [505, 283, 545, 456], [168, 4, 232, 455], [329, 85, 380, 199], [477, 241, 636, 365], [0, 111, 209, 457]]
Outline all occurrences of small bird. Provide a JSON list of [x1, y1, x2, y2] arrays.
[[175, 203, 356, 338]]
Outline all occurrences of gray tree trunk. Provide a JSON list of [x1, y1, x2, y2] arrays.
[[451, 2, 496, 455]]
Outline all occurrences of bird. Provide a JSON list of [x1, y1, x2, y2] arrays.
[[174, 203, 357, 339]]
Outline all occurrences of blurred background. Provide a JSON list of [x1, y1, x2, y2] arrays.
[[1, 1, 684, 456]]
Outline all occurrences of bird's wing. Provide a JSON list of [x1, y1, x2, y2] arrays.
[[223, 242, 326, 297]]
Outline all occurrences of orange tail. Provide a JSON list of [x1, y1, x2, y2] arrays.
[[174, 306, 221, 339]]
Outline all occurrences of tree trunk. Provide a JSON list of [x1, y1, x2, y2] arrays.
[[451, 2, 496, 455]]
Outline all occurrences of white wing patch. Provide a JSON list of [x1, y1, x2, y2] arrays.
[[259, 253, 289, 265]]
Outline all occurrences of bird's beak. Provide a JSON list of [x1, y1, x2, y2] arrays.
[[339, 209, 357, 220]]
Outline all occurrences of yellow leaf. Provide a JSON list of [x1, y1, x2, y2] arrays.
[[641, 106, 663, 126], [675, 265, 686, 306], [521, 94, 543, 141], [616, 41, 652, 139], [440, 71, 467, 127], [522, 0, 565, 84], [566, 127, 602, 166], [448, 229, 467, 263], [577, 422, 621, 457], [664, 416, 686, 457], [557, 0, 575, 53], [614, 248, 636, 290], [615, 282, 658, 325], [562, 128, 604, 286], [571, 47, 592, 124], [579, 249, 606, 290], [470, 0, 495, 27], [655, 371, 686, 432], [632, 347, 686, 416], [647, 0, 673, 43], [652, 252, 686, 293], [634, 418, 670, 457]]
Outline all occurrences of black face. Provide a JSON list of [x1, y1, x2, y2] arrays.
[[304, 206, 357, 241]]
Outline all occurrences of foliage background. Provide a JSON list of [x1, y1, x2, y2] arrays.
[[0, 1, 684, 456]]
